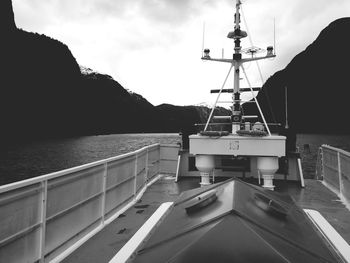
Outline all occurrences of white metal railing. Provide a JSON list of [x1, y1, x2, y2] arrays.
[[317, 144, 350, 208], [0, 143, 179, 263]]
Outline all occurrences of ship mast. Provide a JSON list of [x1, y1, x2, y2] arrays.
[[193, 0, 286, 190], [191, 0, 285, 191], [202, 0, 275, 135], [231, 0, 245, 133]]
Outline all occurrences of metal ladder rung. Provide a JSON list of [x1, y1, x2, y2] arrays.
[[195, 122, 232, 126], [213, 116, 231, 119], [242, 115, 258, 119], [210, 87, 261, 93], [218, 101, 233, 104], [240, 87, 261, 92], [217, 100, 256, 104], [210, 89, 233, 93], [213, 115, 258, 119]]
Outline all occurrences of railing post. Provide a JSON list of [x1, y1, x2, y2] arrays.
[[158, 145, 161, 175], [316, 146, 323, 180], [145, 148, 149, 182], [337, 151, 343, 197], [39, 180, 48, 263], [134, 153, 138, 197], [101, 163, 107, 225], [320, 146, 325, 180]]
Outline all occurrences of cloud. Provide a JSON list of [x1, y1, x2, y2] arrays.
[[90, 0, 218, 25], [13, 0, 216, 51], [288, 0, 348, 23], [11, 0, 350, 106], [23, 0, 218, 25]]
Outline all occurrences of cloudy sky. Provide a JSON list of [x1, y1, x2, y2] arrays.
[[12, 0, 350, 106]]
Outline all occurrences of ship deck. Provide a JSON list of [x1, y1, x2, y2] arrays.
[[62, 176, 350, 263]]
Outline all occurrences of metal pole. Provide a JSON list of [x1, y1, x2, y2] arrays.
[[204, 65, 233, 131], [273, 18, 276, 55], [39, 180, 48, 263], [241, 65, 272, 135], [201, 22, 205, 57], [134, 154, 138, 197], [232, 0, 242, 134], [285, 86, 289, 129], [337, 152, 343, 196], [297, 158, 305, 188], [145, 148, 149, 182], [175, 154, 181, 182], [101, 163, 107, 224]]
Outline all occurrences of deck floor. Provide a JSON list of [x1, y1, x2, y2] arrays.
[[62, 176, 350, 263]]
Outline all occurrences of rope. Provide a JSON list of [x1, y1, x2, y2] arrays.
[[204, 65, 234, 131]]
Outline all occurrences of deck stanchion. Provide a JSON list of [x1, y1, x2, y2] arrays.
[[321, 146, 325, 179], [101, 163, 108, 224], [134, 154, 138, 197], [316, 147, 323, 180], [145, 149, 149, 182], [337, 152, 343, 197], [158, 145, 161, 175], [175, 154, 181, 182], [297, 158, 305, 188], [39, 180, 48, 263]]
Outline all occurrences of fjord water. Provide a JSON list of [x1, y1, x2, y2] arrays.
[[1, 133, 350, 186], [0, 134, 181, 185]]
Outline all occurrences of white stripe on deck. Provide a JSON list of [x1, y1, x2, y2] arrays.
[[109, 202, 173, 263], [304, 209, 350, 263]]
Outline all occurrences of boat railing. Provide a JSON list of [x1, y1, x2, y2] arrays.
[[0, 143, 179, 263], [194, 122, 282, 133], [316, 144, 350, 208]]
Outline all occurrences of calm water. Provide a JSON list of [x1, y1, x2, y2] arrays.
[[1, 133, 350, 186], [0, 134, 181, 185]]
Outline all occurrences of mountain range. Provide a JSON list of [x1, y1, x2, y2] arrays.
[[1, 0, 350, 145], [243, 17, 350, 135], [0, 0, 229, 144]]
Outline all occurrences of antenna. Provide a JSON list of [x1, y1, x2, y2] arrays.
[[242, 46, 264, 58], [201, 22, 206, 57], [285, 86, 289, 129], [273, 17, 276, 55]]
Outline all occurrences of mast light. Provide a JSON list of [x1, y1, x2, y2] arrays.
[[267, 46, 274, 56], [203, 49, 211, 58]]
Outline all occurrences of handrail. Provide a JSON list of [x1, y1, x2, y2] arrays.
[[322, 144, 350, 158], [195, 122, 282, 127], [318, 144, 350, 210], [0, 143, 179, 263], [0, 144, 160, 193]]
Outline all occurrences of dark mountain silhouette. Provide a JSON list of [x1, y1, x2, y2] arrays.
[[1, 8, 83, 140], [243, 17, 350, 135], [2, 0, 349, 145], [0, 0, 230, 144], [0, 0, 16, 33], [156, 104, 230, 133]]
